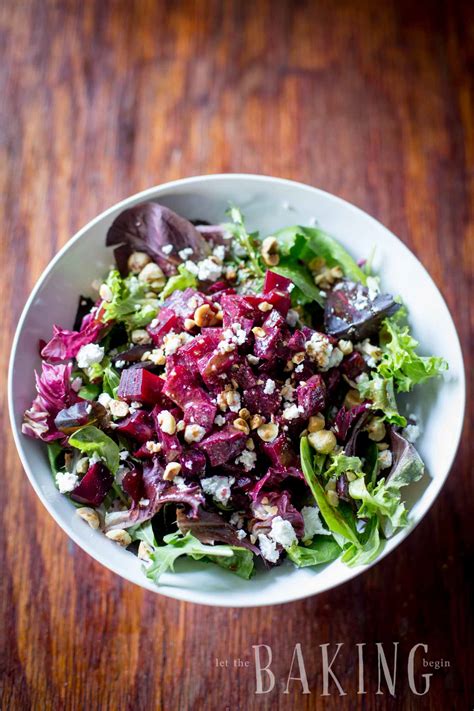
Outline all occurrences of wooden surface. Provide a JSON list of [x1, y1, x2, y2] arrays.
[[1, 1, 473, 709]]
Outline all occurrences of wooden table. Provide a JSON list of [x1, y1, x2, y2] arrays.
[[1, 1, 472, 708]]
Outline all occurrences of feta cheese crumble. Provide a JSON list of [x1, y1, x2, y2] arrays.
[[235, 449, 257, 471], [283, 404, 303, 420], [269, 516, 297, 548], [378, 449, 393, 469], [55, 471, 78, 494], [162, 244, 174, 254], [305, 333, 335, 371], [197, 258, 223, 282], [402, 423, 421, 443], [301, 506, 331, 540], [258, 533, 280, 563], [76, 343, 105, 369], [263, 379, 276, 395], [201, 475, 235, 505], [178, 247, 194, 260]]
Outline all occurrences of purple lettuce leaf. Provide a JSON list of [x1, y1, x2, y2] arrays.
[[176, 506, 260, 554], [22, 362, 77, 441], [324, 279, 400, 340], [106, 202, 211, 277], [40, 317, 105, 363]]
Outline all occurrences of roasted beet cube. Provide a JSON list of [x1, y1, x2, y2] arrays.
[[71, 462, 113, 506], [147, 311, 182, 345], [117, 368, 165, 405], [196, 426, 247, 467], [340, 351, 367, 380], [221, 294, 257, 329], [260, 434, 297, 469], [287, 330, 306, 353], [163, 365, 216, 430], [122, 468, 145, 503], [253, 309, 288, 361], [113, 410, 155, 443], [263, 270, 293, 294], [243, 381, 282, 418], [297, 375, 327, 418], [180, 449, 207, 477]]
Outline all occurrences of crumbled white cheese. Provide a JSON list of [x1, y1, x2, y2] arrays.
[[286, 309, 299, 327], [355, 339, 382, 368], [212, 245, 226, 262], [402, 424, 421, 443], [305, 333, 334, 371], [178, 247, 194, 260], [230, 511, 244, 528], [378, 450, 393, 469], [163, 331, 190, 356], [366, 276, 380, 300], [235, 449, 257, 471], [214, 414, 226, 426], [115, 359, 126, 369], [236, 529, 247, 540], [173, 475, 189, 491], [227, 390, 241, 413], [98, 392, 112, 408], [162, 244, 174, 254], [281, 380, 295, 402], [353, 292, 369, 311], [283, 404, 303, 420], [301, 506, 331, 540], [327, 347, 344, 369], [263, 379, 276, 395], [89, 452, 103, 465], [76, 343, 105, 369], [184, 260, 199, 275], [119, 450, 129, 461], [201, 475, 235, 505], [197, 258, 223, 282], [55, 471, 78, 494], [247, 354, 260, 365], [269, 516, 297, 549], [258, 533, 280, 563]]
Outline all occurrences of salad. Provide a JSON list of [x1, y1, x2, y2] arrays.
[[22, 202, 448, 584]]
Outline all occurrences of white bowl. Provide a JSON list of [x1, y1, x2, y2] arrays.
[[8, 174, 465, 607]]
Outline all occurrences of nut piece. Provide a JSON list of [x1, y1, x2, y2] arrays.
[[142, 348, 166, 366], [138, 262, 166, 291], [308, 429, 337, 454], [326, 490, 339, 507], [157, 410, 177, 435], [292, 351, 306, 365], [366, 417, 386, 442], [238, 408, 251, 420], [109, 400, 130, 419], [128, 251, 151, 274], [250, 414, 265, 430], [194, 304, 219, 328], [105, 529, 132, 547], [252, 326, 266, 339], [261, 236, 280, 266], [308, 414, 325, 433], [163, 461, 182, 481], [314, 265, 344, 290], [184, 318, 197, 331], [233, 418, 250, 435], [338, 339, 353, 355], [257, 422, 279, 442], [344, 389, 363, 410], [76, 457, 90, 475], [138, 541, 154, 561], [76, 507, 100, 529], [131, 329, 152, 345], [258, 301, 273, 313]]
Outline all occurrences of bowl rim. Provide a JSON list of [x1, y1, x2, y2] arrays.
[[8, 173, 466, 607]]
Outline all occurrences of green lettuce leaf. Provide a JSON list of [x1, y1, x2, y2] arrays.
[[77, 383, 100, 401], [145, 531, 236, 585], [224, 207, 264, 278], [210, 547, 255, 579], [378, 315, 448, 393], [102, 364, 120, 398], [287, 535, 341, 567], [357, 373, 407, 427], [300, 437, 359, 546], [69, 425, 120, 473], [160, 264, 197, 299], [271, 263, 324, 307], [341, 518, 384, 567], [349, 431, 424, 533], [324, 452, 363, 480], [128, 520, 157, 547], [47, 442, 63, 475], [273, 226, 367, 284], [101, 270, 158, 327]]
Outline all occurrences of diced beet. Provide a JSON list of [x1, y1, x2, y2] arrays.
[[199, 349, 240, 388], [324, 280, 400, 340], [253, 310, 288, 361], [260, 434, 297, 469], [297, 375, 327, 418], [221, 294, 257, 329], [162, 287, 208, 318], [287, 330, 306, 353], [231, 363, 258, 390], [163, 365, 216, 431], [113, 410, 155, 443], [245, 291, 290, 318], [54, 401, 106, 434], [324, 368, 342, 399], [263, 271, 293, 294], [122, 468, 145, 503], [340, 351, 367, 380], [196, 426, 247, 467], [147, 311, 182, 345], [180, 449, 207, 477], [117, 368, 165, 405], [71, 463, 113, 506], [243, 381, 281, 418]]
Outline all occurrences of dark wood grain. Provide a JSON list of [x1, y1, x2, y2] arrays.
[[1, 0, 472, 709]]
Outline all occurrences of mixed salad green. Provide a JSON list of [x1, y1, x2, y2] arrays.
[[22, 202, 448, 584]]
